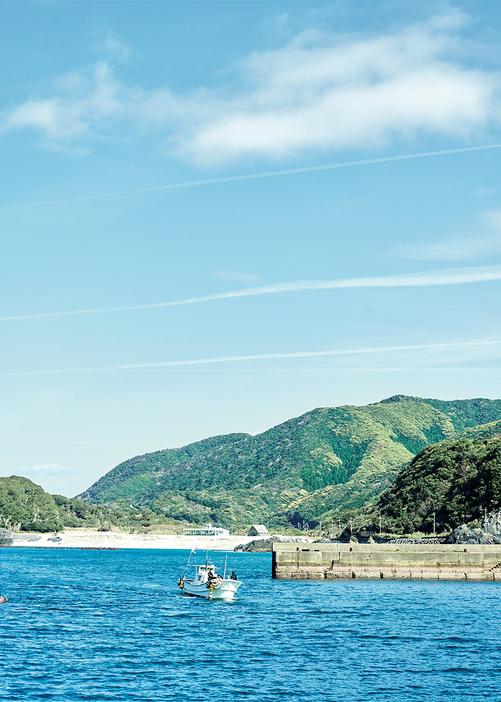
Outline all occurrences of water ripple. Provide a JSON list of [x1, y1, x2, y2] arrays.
[[1, 549, 501, 701]]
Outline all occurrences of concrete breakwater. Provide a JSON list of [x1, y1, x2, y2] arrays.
[[272, 542, 501, 581]]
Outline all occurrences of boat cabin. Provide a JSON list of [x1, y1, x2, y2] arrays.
[[191, 564, 215, 585]]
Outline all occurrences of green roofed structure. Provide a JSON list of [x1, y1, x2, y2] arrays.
[[183, 523, 230, 536]]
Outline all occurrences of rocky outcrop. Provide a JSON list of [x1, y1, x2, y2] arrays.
[[444, 524, 501, 545], [234, 535, 312, 552], [0, 528, 13, 547], [484, 510, 501, 536]]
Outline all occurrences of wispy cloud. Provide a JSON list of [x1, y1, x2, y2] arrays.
[[1, 463, 79, 495], [0, 144, 499, 212], [396, 236, 501, 261], [3, 62, 123, 143], [211, 270, 261, 284], [473, 187, 497, 197], [91, 31, 132, 63], [0, 264, 500, 323], [2, 14, 501, 163], [13, 463, 74, 475], [0, 339, 500, 377], [395, 207, 501, 261]]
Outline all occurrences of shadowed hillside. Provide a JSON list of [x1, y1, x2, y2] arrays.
[[374, 421, 501, 534]]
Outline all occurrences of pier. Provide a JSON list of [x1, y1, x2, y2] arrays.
[[272, 542, 501, 581]]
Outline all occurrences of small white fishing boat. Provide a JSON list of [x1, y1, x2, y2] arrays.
[[178, 551, 241, 600]]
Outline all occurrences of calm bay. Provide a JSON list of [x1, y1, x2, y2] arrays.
[[1, 548, 500, 701]]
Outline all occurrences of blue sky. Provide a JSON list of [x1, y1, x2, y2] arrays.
[[2, 0, 501, 496]]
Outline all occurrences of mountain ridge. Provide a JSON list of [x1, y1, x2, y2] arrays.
[[78, 395, 501, 529]]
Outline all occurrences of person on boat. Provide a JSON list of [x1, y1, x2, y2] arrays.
[[208, 568, 221, 582], [230, 571, 237, 580], [0, 595, 8, 603]]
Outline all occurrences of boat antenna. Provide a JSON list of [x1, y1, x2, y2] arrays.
[[205, 549, 208, 568], [223, 550, 228, 580]]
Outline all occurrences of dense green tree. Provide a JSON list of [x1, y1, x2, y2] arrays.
[[375, 436, 501, 533], [0, 477, 182, 533]]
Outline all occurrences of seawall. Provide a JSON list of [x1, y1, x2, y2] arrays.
[[272, 542, 501, 581]]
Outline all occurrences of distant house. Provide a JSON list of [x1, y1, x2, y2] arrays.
[[183, 523, 230, 536], [247, 525, 270, 537]]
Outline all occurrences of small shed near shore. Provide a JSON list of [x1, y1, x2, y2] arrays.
[[247, 525, 270, 537]]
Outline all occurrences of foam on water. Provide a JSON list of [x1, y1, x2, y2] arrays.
[[1, 548, 500, 701]]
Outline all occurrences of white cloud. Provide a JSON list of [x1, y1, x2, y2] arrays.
[[3, 62, 123, 143], [171, 19, 500, 164], [211, 270, 261, 284], [2, 14, 501, 162], [395, 207, 501, 260]]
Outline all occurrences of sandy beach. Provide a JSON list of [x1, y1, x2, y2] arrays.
[[11, 530, 256, 551]]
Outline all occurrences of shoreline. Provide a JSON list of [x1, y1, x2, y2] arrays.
[[11, 530, 257, 551]]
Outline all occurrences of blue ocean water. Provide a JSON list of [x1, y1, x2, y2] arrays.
[[1, 548, 501, 702]]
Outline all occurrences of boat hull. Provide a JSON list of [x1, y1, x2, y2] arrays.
[[182, 579, 241, 600]]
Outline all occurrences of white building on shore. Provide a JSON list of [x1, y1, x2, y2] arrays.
[[183, 523, 230, 536]]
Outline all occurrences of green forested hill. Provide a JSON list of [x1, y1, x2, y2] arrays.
[[78, 396, 501, 529], [375, 426, 501, 534], [0, 476, 181, 533], [0, 476, 61, 532]]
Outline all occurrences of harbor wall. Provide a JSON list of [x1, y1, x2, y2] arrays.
[[272, 543, 501, 581]]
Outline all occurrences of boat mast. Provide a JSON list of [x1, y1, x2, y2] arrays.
[[183, 547, 196, 578], [223, 550, 228, 579]]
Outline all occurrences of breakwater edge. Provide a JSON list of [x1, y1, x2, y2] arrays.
[[273, 542, 501, 581]]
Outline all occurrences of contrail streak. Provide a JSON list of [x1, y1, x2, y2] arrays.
[[1, 143, 500, 211], [1, 264, 501, 322], [1, 339, 500, 377]]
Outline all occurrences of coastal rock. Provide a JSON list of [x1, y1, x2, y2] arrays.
[[444, 525, 501, 545], [0, 528, 13, 547], [484, 509, 501, 537], [234, 535, 312, 553]]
